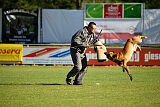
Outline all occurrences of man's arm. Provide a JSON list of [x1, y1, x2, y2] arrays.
[[72, 30, 88, 48]]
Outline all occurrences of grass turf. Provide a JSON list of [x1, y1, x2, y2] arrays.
[[0, 65, 160, 107]]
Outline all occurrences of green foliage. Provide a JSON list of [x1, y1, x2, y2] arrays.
[[0, 0, 160, 12], [0, 65, 160, 107], [15, 0, 38, 11]]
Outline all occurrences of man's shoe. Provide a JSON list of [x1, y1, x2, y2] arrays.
[[66, 78, 72, 85], [73, 81, 82, 85]]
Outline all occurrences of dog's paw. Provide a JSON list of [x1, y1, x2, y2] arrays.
[[123, 68, 125, 72], [129, 74, 133, 81]]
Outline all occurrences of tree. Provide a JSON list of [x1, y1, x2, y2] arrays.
[[0, 0, 159, 12]]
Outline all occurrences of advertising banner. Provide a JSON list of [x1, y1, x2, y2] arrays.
[[104, 4, 122, 18], [84, 3, 143, 19], [84, 3, 144, 45], [2, 9, 38, 44], [85, 4, 103, 18], [23, 47, 72, 64], [0, 44, 23, 61], [86, 48, 160, 65], [84, 19, 142, 44], [23, 47, 160, 65], [124, 4, 142, 18]]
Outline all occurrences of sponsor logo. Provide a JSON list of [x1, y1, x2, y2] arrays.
[[23, 48, 57, 57], [86, 51, 97, 61], [24, 48, 70, 58], [144, 51, 160, 62], [130, 51, 139, 62], [49, 49, 70, 58], [0, 49, 21, 54], [86, 51, 140, 62]]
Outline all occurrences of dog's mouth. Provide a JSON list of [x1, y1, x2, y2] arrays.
[[105, 52, 123, 66], [105, 52, 113, 60]]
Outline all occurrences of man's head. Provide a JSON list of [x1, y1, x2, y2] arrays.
[[87, 22, 96, 34]]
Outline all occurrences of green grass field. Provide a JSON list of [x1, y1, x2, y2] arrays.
[[0, 65, 160, 107]]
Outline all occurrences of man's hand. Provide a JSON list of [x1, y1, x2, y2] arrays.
[[86, 44, 90, 48]]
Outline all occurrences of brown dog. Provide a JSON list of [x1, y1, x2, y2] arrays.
[[105, 35, 148, 81]]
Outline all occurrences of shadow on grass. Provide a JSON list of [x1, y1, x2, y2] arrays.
[[0, 83, 65, 85]]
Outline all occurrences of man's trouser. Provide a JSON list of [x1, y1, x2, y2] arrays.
[[66, 48, 87, 84]]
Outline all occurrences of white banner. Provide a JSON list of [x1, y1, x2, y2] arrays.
[[84, 19, 143, 45], [85, 19, 142, 33], [42, 9, 83, 43], [23, 47, 72, 64]]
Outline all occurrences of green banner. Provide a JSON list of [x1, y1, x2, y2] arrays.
[[124, 4, 142, 18], [85, 4, 103, 18]]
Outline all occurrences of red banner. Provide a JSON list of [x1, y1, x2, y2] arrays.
[[104, 4, 122, 18], [86, 48, 160, 65]]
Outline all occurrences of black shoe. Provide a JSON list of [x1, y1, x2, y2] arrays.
[[73, 81, 82, 85], [66, 78, 72, 85]]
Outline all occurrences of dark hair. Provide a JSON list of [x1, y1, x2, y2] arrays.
[[88, 22, 96, 28]]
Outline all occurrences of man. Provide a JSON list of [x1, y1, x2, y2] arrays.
[[66, 22, 98, 85]]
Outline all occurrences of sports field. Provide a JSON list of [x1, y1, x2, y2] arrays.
[[0, 65, 160, 107]]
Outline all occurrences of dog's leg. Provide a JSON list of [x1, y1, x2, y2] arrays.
[[122, 63, 125, 72], [123, 59, 133, 81], [122, 67, 125, 72], [137, 45, 141, 51], [125, 67, 133, 81]]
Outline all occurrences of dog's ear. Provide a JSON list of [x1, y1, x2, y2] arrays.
[[130, 38, 134, 43]]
